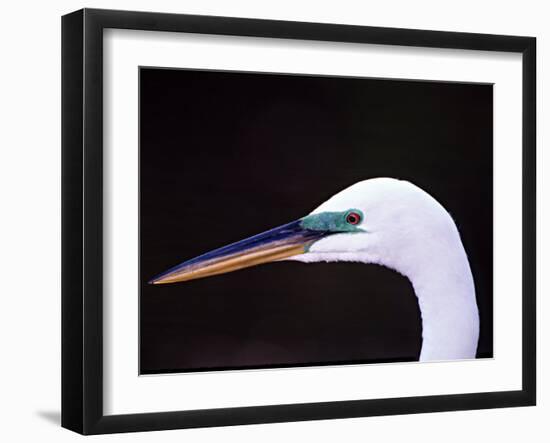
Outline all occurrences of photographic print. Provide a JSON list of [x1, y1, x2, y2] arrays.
[[62, 10, 536, 433], [139, 67, 493, 374]]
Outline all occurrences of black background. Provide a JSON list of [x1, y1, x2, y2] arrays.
[[140, 67, 493, 374]]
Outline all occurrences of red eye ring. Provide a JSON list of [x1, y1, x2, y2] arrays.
[[346, 211, 361, 225]]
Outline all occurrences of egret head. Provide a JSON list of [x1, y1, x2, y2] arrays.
[[149, 178, 455, 284]]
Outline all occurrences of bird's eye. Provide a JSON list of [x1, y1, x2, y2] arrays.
[[345, 211, 361, 225]]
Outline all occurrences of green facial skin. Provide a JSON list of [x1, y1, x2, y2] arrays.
[[300, 209, 365, 233]]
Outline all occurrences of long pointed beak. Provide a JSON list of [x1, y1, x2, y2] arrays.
[[149, 219, 328, 285]]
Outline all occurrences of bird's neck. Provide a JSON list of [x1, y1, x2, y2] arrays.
[[358, 224, 479, 362], [404, 242, 479, 361]]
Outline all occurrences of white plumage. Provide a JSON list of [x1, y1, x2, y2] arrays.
[[290, 178, 479, 361]]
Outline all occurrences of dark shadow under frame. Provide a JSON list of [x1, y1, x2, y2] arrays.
[[61, 8, 536, 435]]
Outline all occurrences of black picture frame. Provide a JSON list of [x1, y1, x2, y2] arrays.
[[62, 8, 536, 435]]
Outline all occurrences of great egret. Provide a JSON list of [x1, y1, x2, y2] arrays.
[[150, 178, 479, 361]]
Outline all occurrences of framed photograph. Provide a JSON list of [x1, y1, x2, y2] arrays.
[[62, 8, 536, 435]]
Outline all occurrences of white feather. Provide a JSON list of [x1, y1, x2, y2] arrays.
[[289, 178, 479, 361]]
